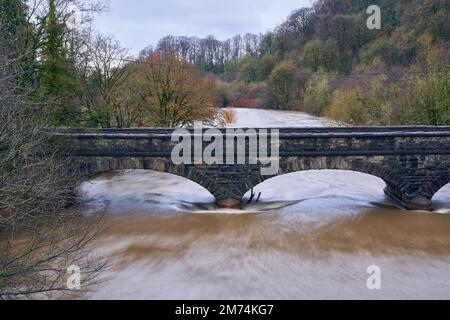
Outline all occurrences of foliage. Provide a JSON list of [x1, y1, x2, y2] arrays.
[[325, 87, 366, 125], [0, 19, 103, 299], [268, 60, 296, 109], [167, 0, 450, 123], [220, 108, 238, 126], [302, 39, 322, 72], [303, 77, 332, 115], [82, 35, 139, 128], [137, 52, 218, 127]]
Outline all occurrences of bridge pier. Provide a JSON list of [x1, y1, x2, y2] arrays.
[[404, 197, 434, 211], [384, 185, 433, 211], [216, 198, 242, 209]]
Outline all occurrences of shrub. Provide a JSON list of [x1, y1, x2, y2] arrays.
[[325, 87, 367, 125], [303, 77, 332, 115]]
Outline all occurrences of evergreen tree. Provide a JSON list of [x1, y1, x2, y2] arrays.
[[0, 0, 27, 38], [0, 0, 36, 85], [38, 0, 81, 126]]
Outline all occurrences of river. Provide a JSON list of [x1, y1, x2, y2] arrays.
[[81, 108, 450, 300]]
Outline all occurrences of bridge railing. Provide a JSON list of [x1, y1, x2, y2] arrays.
[[46, 126, 450, 134]]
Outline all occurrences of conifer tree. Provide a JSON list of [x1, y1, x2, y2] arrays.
[[38, 0, 81, 126]]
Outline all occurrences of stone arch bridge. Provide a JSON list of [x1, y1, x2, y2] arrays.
[[49, 127, 450, 211]]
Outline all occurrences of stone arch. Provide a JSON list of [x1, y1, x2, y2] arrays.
[[77, 156, 219, 201], [244, 169, 387, 200], [245, 155, 448, 211], [275, 156, 394, 184], [235, 155, 447, 211], [76, 155, 449, 211], [235, 156, 394, 203]]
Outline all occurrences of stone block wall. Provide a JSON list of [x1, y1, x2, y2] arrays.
[[49, 127, 450, 210]]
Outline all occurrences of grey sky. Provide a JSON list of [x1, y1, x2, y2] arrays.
[[94, 0, 313, 55]]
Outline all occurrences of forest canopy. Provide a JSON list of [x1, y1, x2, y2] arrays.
[[150, 0, 449, 125], [1, 0, 449, 128]]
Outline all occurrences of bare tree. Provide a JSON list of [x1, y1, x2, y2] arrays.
[[0, 24, 104, 300], [83, 34, 140, 128]]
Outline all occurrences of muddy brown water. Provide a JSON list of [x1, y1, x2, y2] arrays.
[[80, 109, 450, 299]]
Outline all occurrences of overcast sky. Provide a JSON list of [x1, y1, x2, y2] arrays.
[[94, 0, 313, 55]]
